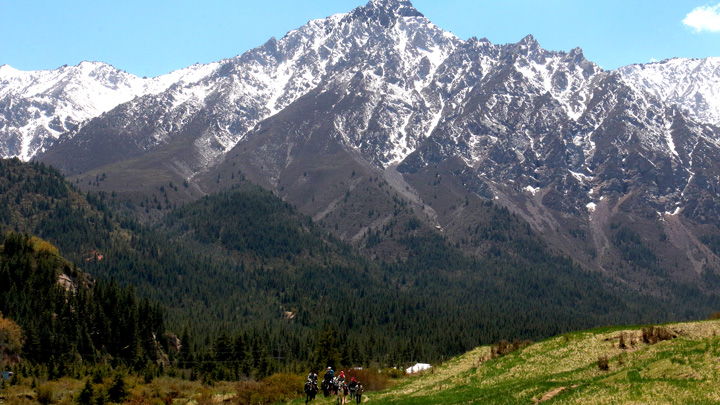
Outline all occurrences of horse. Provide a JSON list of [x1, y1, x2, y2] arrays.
[[304, 381, 318, 404], [321, 378, 331, 397], [336, 381, 348, 404]]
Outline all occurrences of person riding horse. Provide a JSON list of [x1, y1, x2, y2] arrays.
[[336, 379, 348, 404], [304, 379, 318, 404], [322, 367, 334, 397]]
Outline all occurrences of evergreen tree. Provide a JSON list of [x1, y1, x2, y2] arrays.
[[312, 330, 340, 371], [178, 327, 194, 369], [76, 380, 94, 405], [213, 331, 233, 363], [107, 374, 128, 403]]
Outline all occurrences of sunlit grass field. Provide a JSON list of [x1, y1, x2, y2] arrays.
[[361, 319, 720, 404]]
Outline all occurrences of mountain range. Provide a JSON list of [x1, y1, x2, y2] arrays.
[[2, 0, 720, 300]]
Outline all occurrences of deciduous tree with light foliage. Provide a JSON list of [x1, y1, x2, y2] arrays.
[[0, 312, 23, 366]]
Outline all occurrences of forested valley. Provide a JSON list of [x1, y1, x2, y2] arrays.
[[1, 157, 716, 400]]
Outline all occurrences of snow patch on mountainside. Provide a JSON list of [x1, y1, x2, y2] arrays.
[[0, 61, 220, 160], [618, 57, 720, 125], [1, 0, 718, 181]]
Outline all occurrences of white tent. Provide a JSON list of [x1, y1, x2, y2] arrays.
[[406, 363, 432, 374]]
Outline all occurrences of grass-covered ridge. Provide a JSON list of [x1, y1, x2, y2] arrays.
[[366, 319, 720, 404]]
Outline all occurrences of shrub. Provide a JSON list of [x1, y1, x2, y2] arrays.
[[135, 376, 201, 403], [36, 384, 55, 404], [380, 368, 405, 379], [491, 340, 533, 359], [642, 326, 676, 345], [261, 373, 304, 402], [0, 312, 24, 363], [234, 380, 262, 404], [94, 388, 110, 405], [195, 387, 214, 405], [598, 355, 609, 371], [345, 368, 398, 391], [234, 373, 304, 405], [77, 380, 94, 405]]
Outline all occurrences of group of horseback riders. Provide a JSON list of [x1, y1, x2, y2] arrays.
[[304, 367, 364, 404]]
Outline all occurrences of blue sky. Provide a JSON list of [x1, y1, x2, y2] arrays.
[[1, 0, 718, 78]]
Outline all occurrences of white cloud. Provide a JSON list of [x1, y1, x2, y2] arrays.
[[683, 3, 720, 33]]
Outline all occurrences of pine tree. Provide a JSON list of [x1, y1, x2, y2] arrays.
[[107, 374, 128, 403], [76, 380, 94, 405], [213, 331, 233, 363], [312, 329, 340, 371], [232, 335, 247, 379], [178, 327, 194, 369]]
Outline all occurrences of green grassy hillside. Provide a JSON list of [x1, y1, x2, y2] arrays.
[[335, 319, 720, 404]]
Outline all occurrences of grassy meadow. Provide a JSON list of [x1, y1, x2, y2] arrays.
[[365, 319, 720, 404]]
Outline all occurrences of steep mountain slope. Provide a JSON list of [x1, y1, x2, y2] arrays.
[[0, 60, 218, 160], [396, 44, 720, 290], [619, 57, 720, 126], [198, 2, 720, 294], [9, 0, 720, 297], [0, 232, 166, 366], [37, 0, 461, 177], [5, 157, 710, 369]]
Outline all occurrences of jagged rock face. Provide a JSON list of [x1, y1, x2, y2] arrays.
[[618, 57, 720, 126], [398, 41, 719, 226], [1, 1, 712, 177], [3, 0, 720, 289], [0, 61, 218, 161], [36, 0, 463, 174]]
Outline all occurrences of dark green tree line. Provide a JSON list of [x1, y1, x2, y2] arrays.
[[0, 232, 165, 373]]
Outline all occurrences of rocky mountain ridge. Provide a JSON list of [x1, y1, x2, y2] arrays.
[[619, 57, 720, 126], [2, 0, 720, 295], [0, 60, 219, 160], [0, 2, 715, 167]]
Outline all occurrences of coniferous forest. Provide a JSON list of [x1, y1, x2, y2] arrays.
[[1, 157, 718, 398], [0, 233, 164, 371]]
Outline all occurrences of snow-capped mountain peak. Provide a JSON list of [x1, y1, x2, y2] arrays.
[[365, 0, 423, 16], [0, 60, 220, 160], [2, 0, 718, 178], [7, 0, 720, 310], [618, 57, 720, 125]]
